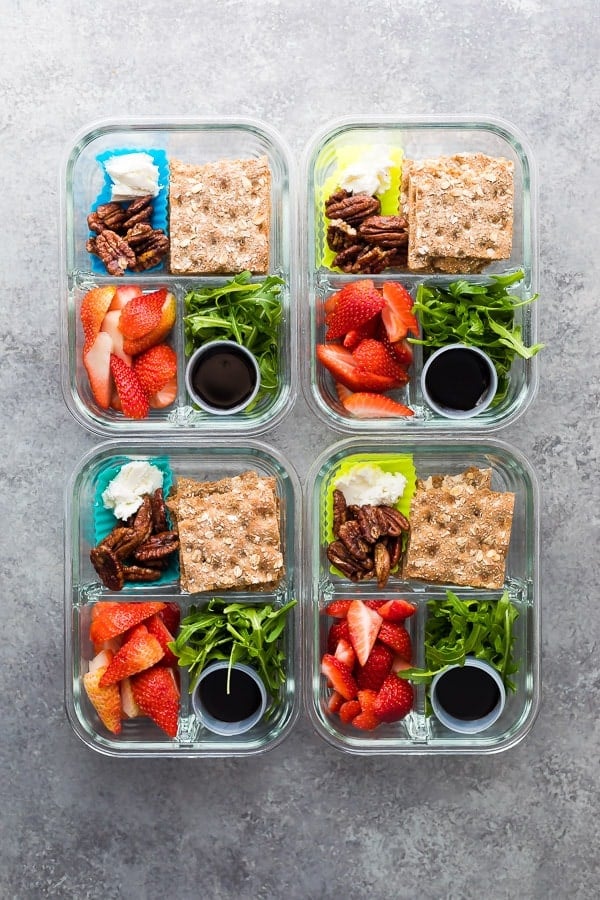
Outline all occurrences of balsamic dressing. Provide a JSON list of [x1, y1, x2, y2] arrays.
[[191, 345, 256, 410], [425, 348, 491, 411], [434, 665, 501, 721], [198, 667, 262, 723]]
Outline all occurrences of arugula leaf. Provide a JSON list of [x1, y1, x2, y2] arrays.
[[397, 590, 520, 693], [183, 272, 284, 400], [410, 270, 543, 404], [168, 597, 297, 712]]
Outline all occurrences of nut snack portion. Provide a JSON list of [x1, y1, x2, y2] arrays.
[[402, 467, 515, 589], [169, 156, 271, 275], [166, 470, 284, 593]]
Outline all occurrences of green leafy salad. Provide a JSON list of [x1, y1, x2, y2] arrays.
[[409, 270, 544, 403], [398, 590, 520, 693], [183, 271, 284, 401], [169, 598, 297, 709]]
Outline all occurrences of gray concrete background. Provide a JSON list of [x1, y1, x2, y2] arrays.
[[1, 1, 598, 898]]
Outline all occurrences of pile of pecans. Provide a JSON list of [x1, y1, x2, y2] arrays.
[[324, 189, 409, 274], [86, 195, 169, 276]]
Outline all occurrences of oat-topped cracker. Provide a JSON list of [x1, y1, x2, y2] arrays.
[[402, 467, 514, 589], [166, 471, 284, 593], [169, 156, 271, 275]]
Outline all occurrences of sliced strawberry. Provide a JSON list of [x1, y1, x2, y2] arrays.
[[120, 676, 142, 718], [92, 635, 122, 656], [320, 653, 358, 701], [327, 620, 351, 654], [339, 700, 362, 723], [317, 344, 402, 393], [148, 375, 178, 409], [378, 599, 417, 622], [357, 688, 379, 714], [324, 599, 352, 618], [346, 600, 382, 667], [159, 602, 181, 636], [110, 354, 150, 420], [83, 331, 113, 409], [381, 282, 419, 341], [133, 344, 177, 394], [101, 309, 132, 365], [80, 286, 116, 351], [343, 317, 379, 350], [89, 601, 166, 644], [110, 284, 143, 311], [145, 613, 178, 667], [121, 292, 176, 356], [391, 339, 414, 367], [342, 392, 414, 418], [118, 289, 168, 339], [334, 637, 356, 670], [91, 601, 120, 621], [325, 281, 385, 340], [88, 649, 114, 673], [327, 690, 345, 714], [351, 710, 381, 731], [99, 624, 164, 686], [356, 642, 394, 691], [131, 665, 180, 738], [352, 339, 410, 383], [83, 663, 122, 734], [323, 289, 342, 320], [373, 674, 414, 723], [377, 622, 412, 662], [363, 600, 387, 611]]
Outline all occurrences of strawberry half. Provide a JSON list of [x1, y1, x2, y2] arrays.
[[324, 599, 352, 618], [325, 281, 385, 340], [83, 331, 113, 409], [89, 601, 166, 644], [110, 354, 150, 420], [373, 674, 414, 723], [327, 690, 345, 714], [346, 600, 382, 667], [132, 344, 177, 394], [339, 700, 362, 724], [352, 338, 410, 383], [110, 284, 143, 311], [320, 653, 358, 701], [356, 642, 394, 692], [327, 620, 351, 654], [381, 282, 419, 342], [334, 637, 356, 670], [121, 291, 176, 356], [80, 286, 116, 352], [342, 392, 414, 418], [83, 663, 122, 734], [378, 599, 417, 622], [317, 344, 402, 393], [145, 613, 178, 667], [377, 622, 412, 662], [131, 665, 180, 738], [99, 624, 164, 686]]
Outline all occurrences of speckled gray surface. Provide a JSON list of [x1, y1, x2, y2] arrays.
[[1, 1, 599, 898]]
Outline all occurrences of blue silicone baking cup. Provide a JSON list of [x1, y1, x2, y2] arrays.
[[92, 455, 178, 586], [89, 148, 169, 276]]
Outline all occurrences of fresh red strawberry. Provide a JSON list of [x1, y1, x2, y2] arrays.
[[120, 676, 142, 718], [339, 699, 362, 723], [89, 601, 166, 644], [357, 688, 379, 714], [356, 642, 394, 691], [159, 602, 181, 635], [325, 281, 385, 340], [364, 600, 387, 611], [378, 599, 417, 622], [99, 624, 164, 686], [83, 658, 122, 734], [391, 339, 414, 367], [352, 339, 410, 383], [327, 619, 351, 654], [323, 289, 342, 320], [324, 599, 352, 618], [145, 614, 178, 667], [83, 331, 113, 409], [121, 291, 176, 355], [317, 344, 402, 393], [381, 282, 419, 341], [334, 637, 356, 670], [91, 601, 121, 621], [351, 710, 381, 731], [327, 690, 344, 714], [377, 622, 412, 662], [148, 375, 177, 409], [110, 354, 150, 419], [101, 309, 132, 365], [346, 600, 382, 667], [373, 674, 414, 722], [343, 317, 379, 350], [320, 653, 358, 700], [133, 344, 177, 394], [342, 392, 414, 418], [110, 284, 142, 311], [80, 286, 116, 351], [131, 665, 180, 738]]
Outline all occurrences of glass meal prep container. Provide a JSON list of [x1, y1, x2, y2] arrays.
[[305, 436, 540, 754], [60, 118, 296, 436], [301, 116, 540, 433], [64, 439, 301, 758]]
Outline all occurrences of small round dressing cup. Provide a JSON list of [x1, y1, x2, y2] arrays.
[[421, 343, 498, 419], [191, 661, 268, 736], [430, 658, 506, 734], [185, 340, 261, 415]]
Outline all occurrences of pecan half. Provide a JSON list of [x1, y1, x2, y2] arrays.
[[88, 229, 136, 277], [90, 545, 125, 591], [377, 506, 410, 535], [125, 224, 170, 272], [326, 219, 358, 253], [359, 215, 409, 248], [99, 525, 145, 561], [337, 520, 371, 562], [332, 489, 348, 538], [327, 541, 372, 580], [325, 189, 381, 226], [374, 541, 391, 589], [121, 564, 163, 582], [131, 496, 153, 544], [121, 195, 154, 229], [87, 202, 127, 234], [151, 488, 169, 534], [387, 534, 403, 570], [134, 531, 180, 562], [355, 505, 384, 544]]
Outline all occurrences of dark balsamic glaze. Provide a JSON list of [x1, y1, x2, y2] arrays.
[[425, 348, 491, 411], [435, 665, 500, 721], [199, 668, 262, 723], [191, 346, 256, 410]]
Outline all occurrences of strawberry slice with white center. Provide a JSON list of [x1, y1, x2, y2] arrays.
[[83, 331, 113, 409], [334, 637, 356, 670], [381, 282, 419, 342], [346, 600, 383, 667], [101, 309, 132, 365], [317, 344, 402, 394], [80, 285, 116, 352], [342, 392, 414, 418], [320, 653, 358, 700]]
